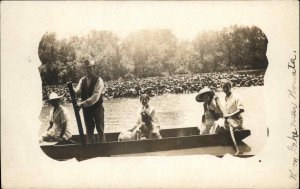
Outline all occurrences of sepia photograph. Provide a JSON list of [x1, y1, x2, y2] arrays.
[[38, 26, 268, 161], [1, 1, 299, 188]]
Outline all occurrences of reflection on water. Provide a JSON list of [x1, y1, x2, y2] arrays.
[[40, 86, 267, 155]]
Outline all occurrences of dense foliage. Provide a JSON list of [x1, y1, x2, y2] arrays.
[[42, 71, 265, 101], [38, 25, 268, 85]]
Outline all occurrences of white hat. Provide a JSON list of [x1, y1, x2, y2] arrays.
[[45, 92, 63, 102], [195, 87, 215, 102], [82, 59, 95, 67]]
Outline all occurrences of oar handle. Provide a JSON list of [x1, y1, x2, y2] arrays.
[[67, 82, 86, 145]]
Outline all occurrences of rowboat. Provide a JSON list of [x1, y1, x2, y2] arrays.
[[40, 127, 251, 161]]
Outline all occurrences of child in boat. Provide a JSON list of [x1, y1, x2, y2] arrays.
[[196, 87, 223, 135], [118, 94, 161, 141], [39, 92, 72, 143], [210, 79, 245, 133]]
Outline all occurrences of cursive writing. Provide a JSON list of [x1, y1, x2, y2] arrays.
[[287, 51, 298, 181], [288, 51, 297, 73]]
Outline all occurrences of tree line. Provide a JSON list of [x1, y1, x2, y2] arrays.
[[38, 25, 268, 85]]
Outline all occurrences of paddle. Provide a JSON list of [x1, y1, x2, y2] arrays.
[[66, 82, 86, 145], [214, 97, 240, 155]]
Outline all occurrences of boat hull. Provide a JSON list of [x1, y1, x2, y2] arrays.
[[40, 127, 251, 160]]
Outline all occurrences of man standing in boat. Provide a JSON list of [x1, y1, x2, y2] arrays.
[[72, 59, 106, 143]]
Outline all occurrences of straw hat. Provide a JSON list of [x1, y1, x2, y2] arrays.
[[195, 87, 215, 102], [45, 92, 63, 102], [82, 59, 95, 67]]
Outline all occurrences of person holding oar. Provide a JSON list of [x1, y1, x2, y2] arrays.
[[39, 92, 72, 143], [72, 59, 106, 143]]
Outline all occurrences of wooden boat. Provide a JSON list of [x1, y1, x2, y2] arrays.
[[40, 127, 251, 161]]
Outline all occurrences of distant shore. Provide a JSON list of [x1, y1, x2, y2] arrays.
[[42, 70, 265, 102]]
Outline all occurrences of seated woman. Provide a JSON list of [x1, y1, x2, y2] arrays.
[[39, 92, 72, 143], [195, 87, 222, 135], [210, 79, 245, 134], [118, 94, 161, 141]]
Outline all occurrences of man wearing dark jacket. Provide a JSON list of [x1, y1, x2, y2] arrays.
[[74, 59, 106, 143]]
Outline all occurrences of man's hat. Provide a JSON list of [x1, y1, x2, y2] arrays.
[[82, 59, 95, 67], [45, 92, 63, 102], [195, 87, 215, 102]]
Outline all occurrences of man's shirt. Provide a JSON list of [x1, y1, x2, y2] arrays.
[[75, 76, 104, 107]]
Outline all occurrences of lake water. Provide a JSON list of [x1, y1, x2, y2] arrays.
[[39, 86, 268, 155]]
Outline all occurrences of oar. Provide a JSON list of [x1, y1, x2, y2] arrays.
[[215, 97, 240, 155], [66, 82, 86, 145]]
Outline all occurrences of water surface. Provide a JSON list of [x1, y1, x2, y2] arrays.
[[40, 86, 267, 155]]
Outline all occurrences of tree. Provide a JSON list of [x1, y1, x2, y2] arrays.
[[38, 26, 268, 86], [121, 30, 178, 77], [38, 33, 60, 85], [80, 30, 123, 81], [170, 40, 194, 74]]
